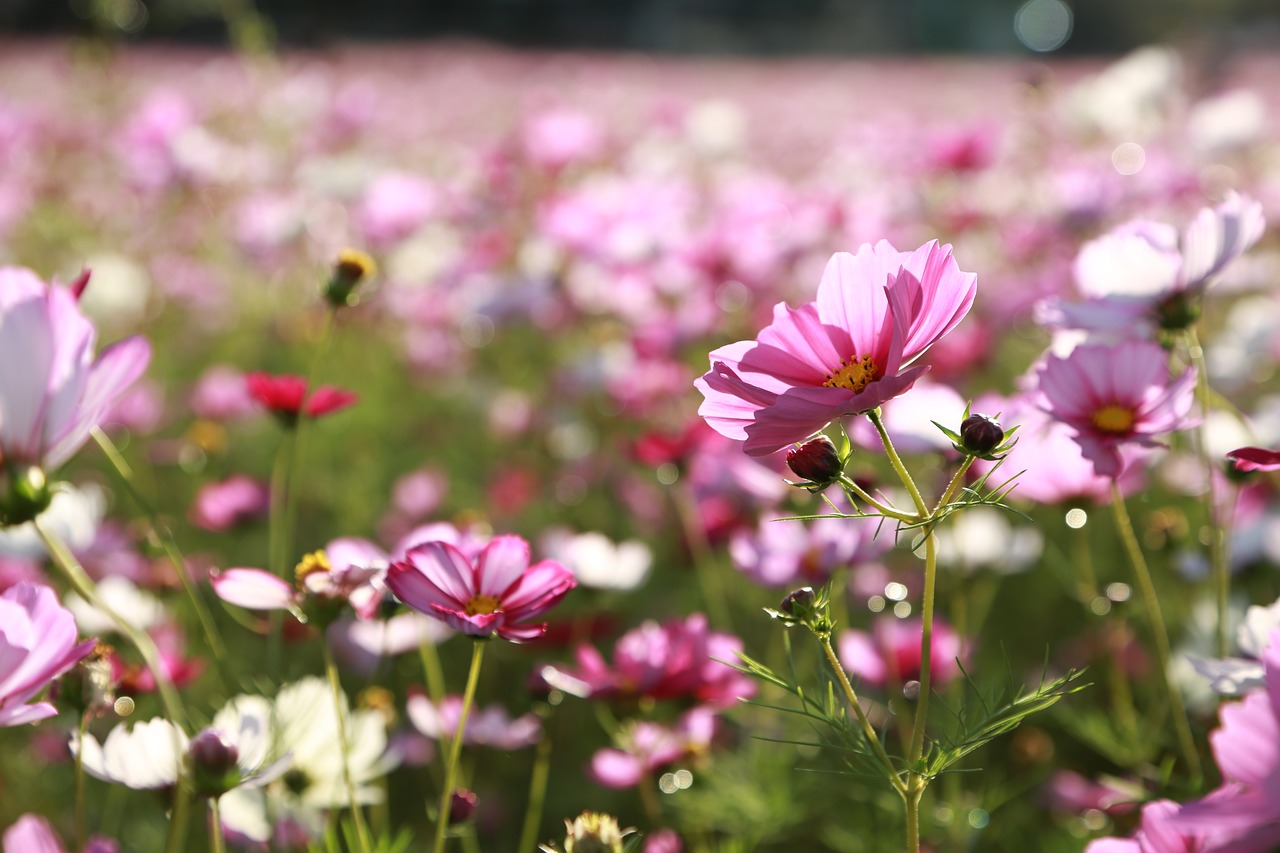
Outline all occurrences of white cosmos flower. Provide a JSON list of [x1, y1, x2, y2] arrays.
[[218, 676, 394, 844], [74, 718, 188, 789], [541, 530, 652, 591]]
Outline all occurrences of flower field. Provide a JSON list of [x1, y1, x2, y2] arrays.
[[2, 39, 1280, 852]]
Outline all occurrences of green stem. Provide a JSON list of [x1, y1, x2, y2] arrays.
[[933, 456, 976, 516], [35, 520, 186, 729], [671, 482, 734, 631], [1186, 329, 1230, 658], [904, 783, 922, 853], [323, 644, 373, 853], [868, 410, 929, 517], [819, 635, 904, 793], [265, 428, 296, 679], [1109, 481, 1202, 783], [434, 641, 486, 853], [75, 712, 87, 852], [91, 429, 230, 682], [210, 798, 227, 853], [163, 784, 190, 853], [908, 533, 937, 766], [518, 725, 554, 853], [837, 474, 916, 523]]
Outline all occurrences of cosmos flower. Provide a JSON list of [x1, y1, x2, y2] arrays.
[[695, 240, 976, 456], [1039, 192, 1265, 336], [406, 694, 541, 750], [244, 373, 357, 424], [0, 582, 95, 727], [0, 268, 151, 473], [1036, 340, 1197, 479], [1227, 447, 1280, 474], [588, 708, 716, 789], [386, 535, 575, 642], [838, 616, 966, 689], [544, 613, 754, 708]]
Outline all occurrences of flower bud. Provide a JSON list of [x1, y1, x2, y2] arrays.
[[959, 414, 1004, 455], [779, 587, 816, 618], [324, 248, 376, 307], [449, 789, 478, 824], [0, 464, 53, 528], [187, 729, 240, 797], [786, 436, 843, 489]]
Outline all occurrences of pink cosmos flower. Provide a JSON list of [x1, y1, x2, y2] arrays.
[[837, 616, 966, 689], [0, 268, 151, 471], [696, 240, 977, 456], [545, 613, 754, 708], [3, 813, 119, 853], [1036, 340, 1197, 479], [189, 475, 270, 532], [728, 504, 888, 588], [385, 535, 575, 642], [0, 582, 96, 727], [406, 693, 541, 750], [1227, 447, 1280, 473], [589, 708, 716, 789], [211, 539, 388, 623]]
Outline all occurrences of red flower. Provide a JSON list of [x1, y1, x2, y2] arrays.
[[245, 373, 357, 423]]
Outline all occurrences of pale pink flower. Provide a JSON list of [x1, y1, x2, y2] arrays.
[[0, 268, 150, 471], [837, 616, 966, 689], [189, 475, 269, 532], [589, 708, 716, 789], [0, 582, 95, 727], [1040, 193, 1266, 336], [1036, 340, 1197, 479], [406, 693, 541, 750], [386, 535, 575, 642], [696, 241, 976, 456]]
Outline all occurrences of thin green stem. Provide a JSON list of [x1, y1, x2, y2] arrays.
[[1186, 329, 1230, 658], [36, 520, 186, 729], [434, 641, 487, 853], [323, 644, 373, 853], [1109, 481, 1202, 783], [908, 533, 937, 765], [518, 725, 554, 853], [904, 784, 922, 853], [75, 712, 87, 852], [933, 457, 976, 516], [265, 428, 296, 679], [91, 429, 231, 683], [819, 635, 905, 794], [210, 798, 227, 853], [868, 410, 929, 517], [163, 784, 190, 853], [837, 474, 916, 523], [671, 482, 734, 631]]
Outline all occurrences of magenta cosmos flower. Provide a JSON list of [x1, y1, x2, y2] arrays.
[[696, 240, 977, 456], [0, 268, 151, 471], [1227, 447, 1280, 474], [386, 535, 575, 642], [1036, 340, 1197, 479], [1, 582, 95, 727]]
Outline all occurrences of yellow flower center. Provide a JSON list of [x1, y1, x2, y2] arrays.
[[465, 594, 501, 616], [823, 355, 878, 394], [294, 550, 331, 582], [1091, 404, 1136, 434]]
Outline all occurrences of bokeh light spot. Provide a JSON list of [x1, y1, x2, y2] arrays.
[[1014, 0, 1072, 52]]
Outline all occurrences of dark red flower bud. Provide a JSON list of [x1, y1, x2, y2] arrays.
[[779, 587, 816, 617], [449, 789, 478, 824], [786, 436, 843, 488], [187, 729, 240, 797], [959, 414, 1004, 455]]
